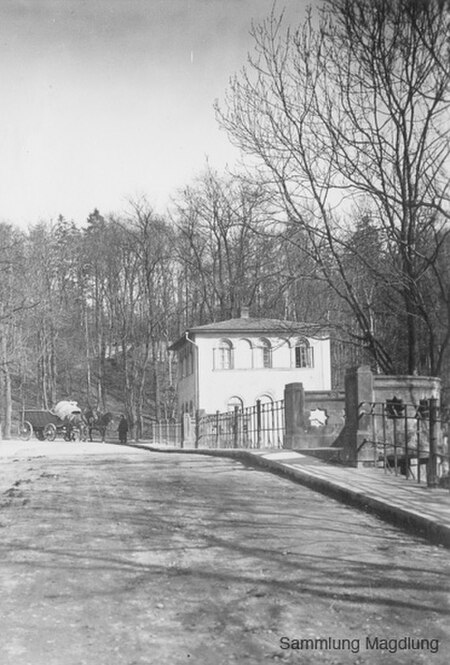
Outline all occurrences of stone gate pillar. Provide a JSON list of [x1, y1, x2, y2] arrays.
[[343, 366, 374, 466], [283, 383, 306, 448], [182, 413, 194, 448]]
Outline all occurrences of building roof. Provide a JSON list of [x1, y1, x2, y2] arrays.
[[169, 317, 329, 351]]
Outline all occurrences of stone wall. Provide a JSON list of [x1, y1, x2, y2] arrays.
[[284, 383, 345, 450], [373, 375, 440, 404], [284, 369, 442, 470]]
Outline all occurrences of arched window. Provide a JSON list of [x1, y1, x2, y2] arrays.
[[227, 396, 243, 411], [295, 338, 314, 368], [216, 338, 233, 370], [256, 338, 272, 368]]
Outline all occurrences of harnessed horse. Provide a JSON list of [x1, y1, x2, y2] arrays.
[[84, 409, 114, 442]]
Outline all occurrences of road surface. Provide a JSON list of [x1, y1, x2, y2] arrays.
[[0, 442, 449, 664]]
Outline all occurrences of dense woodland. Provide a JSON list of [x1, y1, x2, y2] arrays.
[[1, 0, 449, 437]]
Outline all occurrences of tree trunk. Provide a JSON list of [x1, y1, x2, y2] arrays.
[[1, 330, 12, 438]]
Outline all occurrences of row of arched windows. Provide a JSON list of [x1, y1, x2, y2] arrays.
[[215, 337, 272, 369], [214, 337, 313, 370]]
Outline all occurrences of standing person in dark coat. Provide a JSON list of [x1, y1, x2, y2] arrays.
[[118, 415, 128, 444]]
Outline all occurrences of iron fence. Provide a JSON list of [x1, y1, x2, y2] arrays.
[[149, 420, 182, 447], [197, 399, 285, 449], [359, 399, 449, 486]]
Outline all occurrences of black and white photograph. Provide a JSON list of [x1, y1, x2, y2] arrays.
[[0, 1, 449, 663]]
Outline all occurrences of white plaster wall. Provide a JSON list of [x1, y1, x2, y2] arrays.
[[194, 333, 331, 414]]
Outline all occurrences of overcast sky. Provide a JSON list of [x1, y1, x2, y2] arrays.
[[0, 0, 308, 228]]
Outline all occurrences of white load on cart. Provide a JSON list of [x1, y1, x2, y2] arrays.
[[53, 400, 83, 423]]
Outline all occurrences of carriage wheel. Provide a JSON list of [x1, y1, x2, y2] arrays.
[[44, 423, 57, 441], [18, 421, 32, 441]]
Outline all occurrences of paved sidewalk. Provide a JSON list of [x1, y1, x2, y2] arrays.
[[141, 444, 450, 548]]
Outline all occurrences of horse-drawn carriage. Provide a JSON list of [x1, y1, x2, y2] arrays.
[[18, 401, 88, 442], [18, 401, 115, 443]]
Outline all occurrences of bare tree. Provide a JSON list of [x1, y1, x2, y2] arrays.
[[83, 209, 115, 410], [95, 202, 178, 437], [120, 200, 178, 433], [0, 224, 31, 436], [173, 168, 288, 324], [217, 0, 450, 374]]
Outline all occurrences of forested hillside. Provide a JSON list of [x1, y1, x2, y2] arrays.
[[1, 164, 450, 439]]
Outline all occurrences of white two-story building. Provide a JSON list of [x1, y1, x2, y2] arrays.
[[169, 309, 331, 415]]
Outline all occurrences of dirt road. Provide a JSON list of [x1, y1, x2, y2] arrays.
[[0, 444, 449, 664]]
